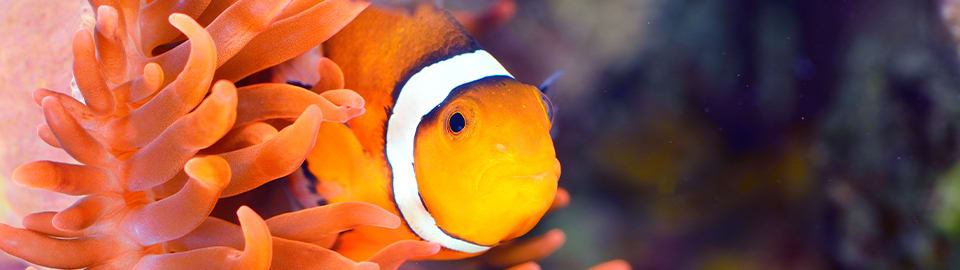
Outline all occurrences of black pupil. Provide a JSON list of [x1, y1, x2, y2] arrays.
[[449, 112, 466, 133]]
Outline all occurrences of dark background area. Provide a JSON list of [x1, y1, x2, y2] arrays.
[[456, 0, 960, 268]]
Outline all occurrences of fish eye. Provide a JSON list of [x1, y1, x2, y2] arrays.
[[449, 112, 466, 133]]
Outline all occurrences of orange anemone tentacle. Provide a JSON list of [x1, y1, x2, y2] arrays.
[[237, 206, 274, 269], [32, 88, 100, 129], [311, 58, 346, 92], [132, 206, 272, 270], [88, 0, 136, 48], [148, 170, 189, 199], [549, 187, 570, 212], [214, 0, 369, 82], [505, 262, 542, 270], [0, 224, 124, 269], [133, 247, 248, 270], [318, 89, 365, 112], [170, 202, 406, 265], [235, 84, 363, 127], [588, 260, 633, 270], [265, 202, 401, 243], [0, 1, 439, 269], [203, 0, 293, 67], [37, 123, 62, 148], [139, 0, 213, 55], [195, 0, 238, 26], [219, 105, 324, 197], [104, 13, 216, 151], [483, 229, 566, 267], [202, 122, 278, 154], [122, 155, 230, 246], [72, 29, 116, 116], [151, 0, 292, 76], [41, 97, 115, 167], [275, 0, 326, 20], [270, 238, 364, 270], [22, 212, 87, 238], [94, 5, 128, 85], [128, 62, 165, 103], [124, 80, 237, 191], [169, 202, 404, 254], [167, 217, 244, 251], [365, 240, 442, 270], [51, 195, 124, 232], [12, 161, 120, 195]]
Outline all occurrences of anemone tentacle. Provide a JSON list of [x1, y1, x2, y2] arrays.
[[2, 1, 604, 269], [2, 1, 388, 268]]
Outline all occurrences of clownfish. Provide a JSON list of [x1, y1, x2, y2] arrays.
[[295, 3, 560, 260]]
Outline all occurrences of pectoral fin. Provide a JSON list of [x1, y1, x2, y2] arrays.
[[300, 122, 371, 203]]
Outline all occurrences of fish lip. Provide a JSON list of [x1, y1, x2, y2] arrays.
[[510, 171, 550, 181], [475, 159, 558, 195]]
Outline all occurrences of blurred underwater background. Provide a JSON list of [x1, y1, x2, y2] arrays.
[[463, 0, 960, 269], [6, 0, 960, 269]]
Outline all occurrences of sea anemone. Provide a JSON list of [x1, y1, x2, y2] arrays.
[[0, 0, 629, 269], [0, 0, 424, 268]]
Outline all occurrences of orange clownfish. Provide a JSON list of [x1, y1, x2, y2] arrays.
[[296, 3, 560, 260]]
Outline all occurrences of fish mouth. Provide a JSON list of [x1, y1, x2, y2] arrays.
[[422, 158, 559, 246], [474, 166, 550, 193], [511, 171, 551, 181], [469, 158, 560, 242], [475, 158, 560, 195]]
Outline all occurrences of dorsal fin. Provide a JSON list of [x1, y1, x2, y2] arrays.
[[324, 3, 481, 160]]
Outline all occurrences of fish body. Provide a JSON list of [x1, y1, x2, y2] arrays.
[[303, 3, 559, 260]]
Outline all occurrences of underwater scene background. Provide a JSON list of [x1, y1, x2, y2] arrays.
[[2, 0, 960, 269], [473, 0, 960, 268]]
